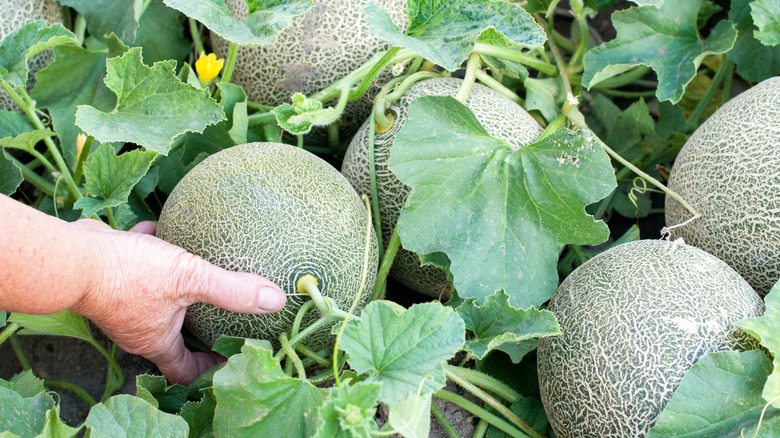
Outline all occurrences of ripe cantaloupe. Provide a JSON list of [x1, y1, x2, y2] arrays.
[[665, 76, 780, 296], [211, 0, 407, 138], [0, 0, 64, 110], [156, 142, 379, 349], [340, 77, 545, 298], [537, 239, 763, 438]]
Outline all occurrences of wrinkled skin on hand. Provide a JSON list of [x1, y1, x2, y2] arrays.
[[69, 219, 287, 385]]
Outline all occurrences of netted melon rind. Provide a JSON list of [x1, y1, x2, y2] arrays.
[[341, 77, 545, 298], [211, 0, 407, 139], [665, 76, 780, 297], [156, 142, 379, 350], [537, 239, 764, 438], [0, 0, 65, 111]]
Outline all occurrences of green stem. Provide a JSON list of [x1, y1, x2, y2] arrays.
[[73, 135, 94, 185], [105, 207, 118, 229], [5, 155, 58, 197], [456, 53, 481, 103], [371, 227, 400, 302], [280, 333, 306, 378], [474, 69, 523, 105], [473, 419, 489, 438], [348, 47, 401, 101], [273, 315, 333, 361], [85, 338, 124, 400], [73, 13, 87, 45], [434, 390, 528, 438], [295, 343, 330, 367], [247, 101, 275, 111], [221, 43, 239, 84], [367, 112, 384, 258], [297, 134, 304, 148], [405, 56, 424, 75], [549, 28, 575, 54], [472, 43, 558, 76], [290, 300, 316, 340], [686, 57, 732, 130], [247, 112, 277, 126], [445, 368, 544, 438], [720, 60, 734, 106], [444, 365, 520, 403], [309, 367, 336, 385], [0, 323, 20, 346], [374, 71, 446, 130], [101, 343, 123, 402], [432, 402, 459, 438], [45, 379, 97, 407], [327, 123, 340, 151], [592, 88, 657, 98], [592, 66, 651, 89], [10, 335, 31, 370], [188, 18, 204, 56], [569, 17, 589, 67]]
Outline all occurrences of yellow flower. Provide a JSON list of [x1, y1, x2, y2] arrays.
[[76, 133, 87, 158], [195, 51, 224, 85]]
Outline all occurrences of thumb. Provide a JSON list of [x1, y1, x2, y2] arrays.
[[174, 256, 286, 314]]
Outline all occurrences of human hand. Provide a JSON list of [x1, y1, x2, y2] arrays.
[[68, 219, 286, 385]]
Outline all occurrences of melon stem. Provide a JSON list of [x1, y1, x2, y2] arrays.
[[433, 390, 529, 438], [220, 43, 238, 84], [472, 42, 558, 76], [371, 227, 400, 302], [474, 69, 524, 106], [455, 53, 481, 104]]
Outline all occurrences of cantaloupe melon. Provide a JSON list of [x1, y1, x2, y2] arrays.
[[665, 76, 780, 296], [340, 77, 545, 298], [0, 0, 65, 111], [156, 142, 379, 350], [211, 0, 407, 138], [537, 239, 763, 438]]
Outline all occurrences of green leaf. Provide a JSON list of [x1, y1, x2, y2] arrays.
[[85, 394, 189, 437], [339, 301, 466, 405], [0, 130, 56, 153], [57, 0, 142, 43], [0, 311, 6, 326], [72, 143, 156, 218], [9, 371, 46, 398], [272, 93, 340, 135], [0, 111, 35, 137], [646, 350, 780, 437], [134, 0, 191, 65], [218, 83, 249, 145], [582, 0, 738, 103], [314, 381, 381, 438], [135, 374, 189, 414], [32, 37, 128, 168], [752, 0, 780, 46], [179, 390, 216, 438], [735, 282, 780, 408], [524, 77, 562, 122], [486, 396, 548, 437], [0, 22, 78, 88], [8, 311, 92, 342], [1, 152, 23, 196], [727, 0, 780, 82], [365, 0, 546, 71], [388, 96, 615, 308], [161, 0, 313, 46], [456, 289, 560, 361], [38, 405, 81, 438], [75, 48, 226, 154], [213, 339, 326, 437], [387, 393, 432, 438], [0, 379, 55, 438]]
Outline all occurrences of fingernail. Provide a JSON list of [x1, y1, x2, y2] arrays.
[[257, 286, 286, 312]]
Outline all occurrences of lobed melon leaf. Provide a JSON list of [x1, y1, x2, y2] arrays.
[[0, 21, 78, 89], [84, 394, 189, 437], [57, 0, 142, 43], [9, 310, 92, 342], [162, 0, 313, 46], [314, 380, 381, 438], [751, 0, 780, 47], [75, 48, 226, 155], [213, 339, 326, 437], [0, 129, 55, 153], [365, 0, 546, 71], [0, 154, 20, 195], [0, 378, 55, 438], [73, 143, 157, 219], [735, 282, 780, 409], [389, 96, 615, 308], [646, 350, 780, 437], [727, 0, 780, 82], [582, 0, 738, 103], [456, 289, 560, 361], [339, 300, 465, 406], [386, 392, 432, 438]]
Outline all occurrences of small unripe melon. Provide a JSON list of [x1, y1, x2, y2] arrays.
[[665, 76, 780, 296], [340, 77, 544, 297], [156, 142, 379, 350], [537, 239, 763, 438], [0, 0, 65, 111], [212, 0, 407, 138]]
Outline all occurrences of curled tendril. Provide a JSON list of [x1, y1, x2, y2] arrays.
[[627, 176, 663, 217]]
